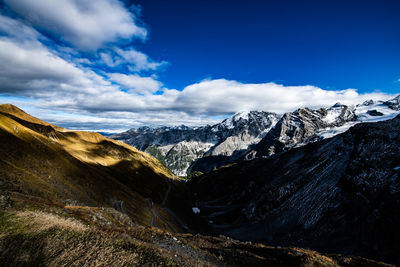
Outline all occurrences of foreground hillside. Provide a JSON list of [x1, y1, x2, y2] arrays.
[[2, 208, 391, 266], [189, 115, 400, 265], [0, 104, 200, 233], [0, 104, 394, 266]]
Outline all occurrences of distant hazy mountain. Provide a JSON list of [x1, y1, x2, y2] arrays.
[[111, 111, 279, 176]]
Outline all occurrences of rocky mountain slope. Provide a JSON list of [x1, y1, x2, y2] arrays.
[[1, 104, 392, 266], [111, 111, 279, 176], [189, 115, 400, 265]]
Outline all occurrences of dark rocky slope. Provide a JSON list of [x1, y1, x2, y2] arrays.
[[245, 104, 356, 158], [189, 115, 400, 265]]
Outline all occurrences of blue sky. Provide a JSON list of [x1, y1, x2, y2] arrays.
[[0, 0, 398, 132], [132, 0, 400, 93]]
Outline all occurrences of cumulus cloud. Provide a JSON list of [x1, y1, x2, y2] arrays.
[[99, 52, 122, 67], [0, 39, 88, 94], [174, 79, 393, 115], [4, 0, 146, 50], [0, 14, 40, 42], [37, 110, 220, 133], [0, 31, 148, 111], [108, 73, 162, 94], [98, 48, 167, 71], [114, 48, 168, 71]]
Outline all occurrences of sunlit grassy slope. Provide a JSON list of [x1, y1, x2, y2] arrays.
[[0, 104, 183, 231]]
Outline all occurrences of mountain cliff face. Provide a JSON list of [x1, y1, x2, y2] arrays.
[[246, 103, 357, 158], [111, 111, 279, 176], [189, 115, 400, 265], [247, 98, 400, 159]]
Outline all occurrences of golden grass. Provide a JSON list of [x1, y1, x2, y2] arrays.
[[0, 104, 174, 179], [16, 210, 89, 232]]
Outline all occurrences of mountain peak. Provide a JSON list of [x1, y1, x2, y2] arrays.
[[361, 99, 375, 106], [232, 110, 252, 120], [331, 102, 344, 108], [383, 95, 400, 110]]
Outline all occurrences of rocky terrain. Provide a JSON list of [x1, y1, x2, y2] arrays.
[[111, 111, 279, 176], [189, 114, 400, 265], [1, 103, 394, 266]]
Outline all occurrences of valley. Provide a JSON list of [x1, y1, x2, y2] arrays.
[[0, 102, 399, 266]]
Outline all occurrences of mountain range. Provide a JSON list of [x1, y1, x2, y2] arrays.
[[111, 111, 279, 176], [112, 96, 400, 176]]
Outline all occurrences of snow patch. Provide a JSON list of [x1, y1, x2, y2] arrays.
[[318, 100, 400, 139], [323, 107, 342, 124], [192, 207, 200, 214]]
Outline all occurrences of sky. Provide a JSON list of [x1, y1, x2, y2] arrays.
[[0, 0, 399, 132]]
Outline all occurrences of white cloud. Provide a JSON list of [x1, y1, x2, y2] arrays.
[[174, 79, 393, 115], [98, 48, 167, 72], [0, 33, 150, 111], [0, 14, 40, 42], [39, 110, 220, 132], [4, 0, 146, 50], [114, 48, 168, 72], [0, 38, 87, 93], [108, 73, 162, 94], [100, 52, 122, 67]]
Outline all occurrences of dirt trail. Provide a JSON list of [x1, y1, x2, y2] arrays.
[[161, 181, 171, 206]]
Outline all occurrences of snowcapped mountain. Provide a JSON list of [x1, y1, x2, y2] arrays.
[[111, 111, 279, 176], [246, 95, 400, 159]]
